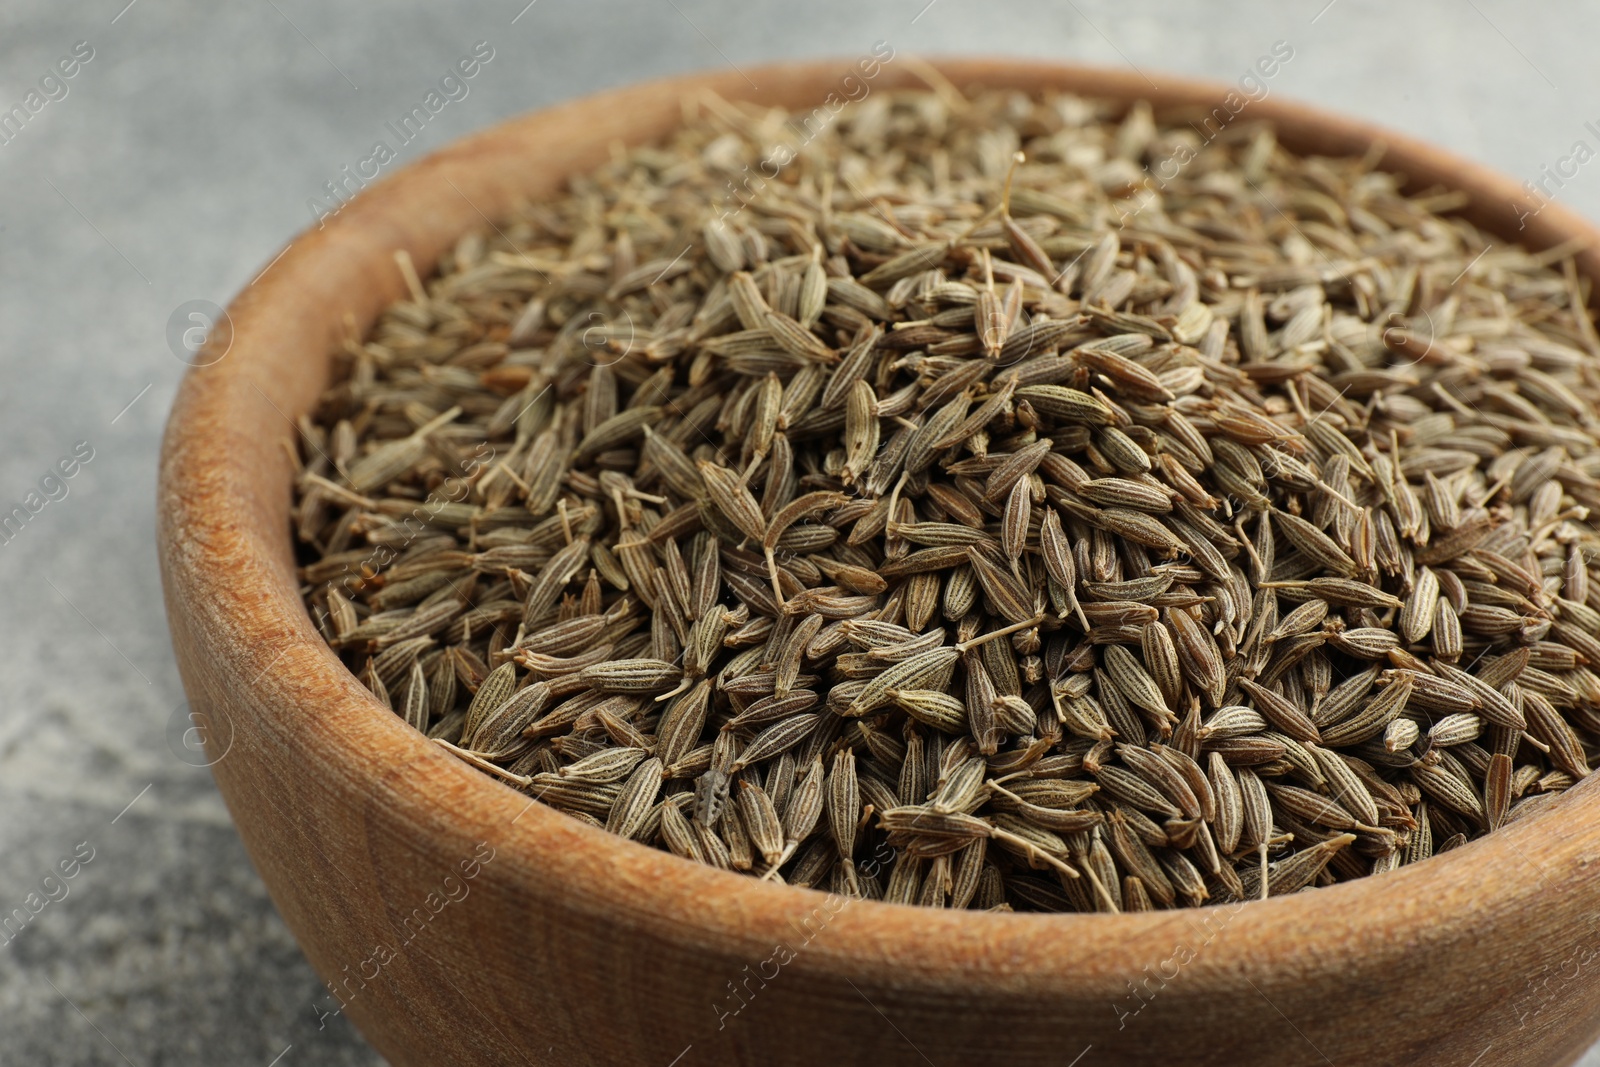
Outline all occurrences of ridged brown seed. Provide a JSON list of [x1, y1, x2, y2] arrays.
[[1078, 477, 1171, 512], [1082, 838, 1122, 913], [1292, 577, 1401, 610], [1208, 752, 1243, 855], [1384, 717, 1420, 753], [737, 781, 786, 866], [721, 803, 753, 872], [1327, 627, 1401, 659], [975, 277, 1013, 359], [1267, 598, 1329, 643], [783, 757, 827, 845], [576, 406, 661, 458], [843, 378, 880, 485], [730, 715, 821, 772], [934, 376, 1017, 451], [796, 256, 827, 327], [940, 564, 977, 621], [579, 659, 683, 693], [344, 412, 450, 493], [1014, 385, 1113, 425], [517, 614, 609, 656], [605, 757, 664, 840], [660, 798, 707, 863], [991, 694, 1036, 736], [813, 557, 887, 596], [1141, 622, 1183, 707], [1401, 566, 1441, 644], [467, 684, 548, 759], [1565, 544, 1589, 603], [881, 806, 993, 853], [1105, 809, 1175, 905], [401, 660, 430, 733], [1308, 745, 1380, 828], [903, 571, 939, 632], [844, 646, 960, 718], [1523, 689, 1592, 778], [965, 548, 1037, 625], [1427, 713, 1482, 748], [858, 242, 950, 286], [826, 749, 860, 861], [1485, 753, 1513, 831], [1167, 609, 1226, 705], [724, 692, 817, 732], [692, 821, 732, 872], [521, 537, 592, 628], [1039, 507, 1085, 625], [1433, 662, 1526, 730], [724, 272, 768, 329], [1094, 509, 1183, 555], [658, 680, 711, 769], [1166, 745, 1219, 825], [1102, 644, 1174, 725], [1117, 744, 1200, 818], [776, 614, 822, 697], [1273, 510, 1359, 576], [1236, 767, 1273, 849], [1091, 765, 1182, 819], [905, 394, 972, 474], [1058, 693, 1113, 742], [698, 461, 766, 542], [1001, 477, 1032, 565], [1267, 783, 1364, 831], [820, 326, 882, 411], [966, 658, 1000, 756], [560, 746, 649, 784], [930, 757, 988, 815], [462, 662, 519, 742], [1199, 705, 1269, 741], [683, 609, 730, 679], [1401, 671, 1478, 715], [1410, 755, 1486, 821], [984, 439, 1054, 501], [1477, 648, 1530, 691], [1404, 801, 1434, 865], [1094, 426, 1152, 474], [1239, 834, 1355, 899], [1238, 678, 1321, 744]]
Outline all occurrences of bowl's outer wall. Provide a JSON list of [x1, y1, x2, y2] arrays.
[[159, 59, 1600, 1067]]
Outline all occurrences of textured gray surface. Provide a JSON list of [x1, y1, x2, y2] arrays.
[[2, 1, 1599, 1063]]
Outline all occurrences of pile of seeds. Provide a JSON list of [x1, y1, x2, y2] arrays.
[[291, 83, 1600, 912]]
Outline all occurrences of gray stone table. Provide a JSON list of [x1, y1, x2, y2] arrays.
[[1, 0, 1597, 1062]]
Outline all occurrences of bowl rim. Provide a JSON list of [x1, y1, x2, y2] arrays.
[[159, 55, 1600, 996]]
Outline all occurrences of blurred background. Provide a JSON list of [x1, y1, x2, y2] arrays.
[[2, 1, 1598, 1062]]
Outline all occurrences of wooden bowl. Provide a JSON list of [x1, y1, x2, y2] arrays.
[[159, 59, 1600, 1067]]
